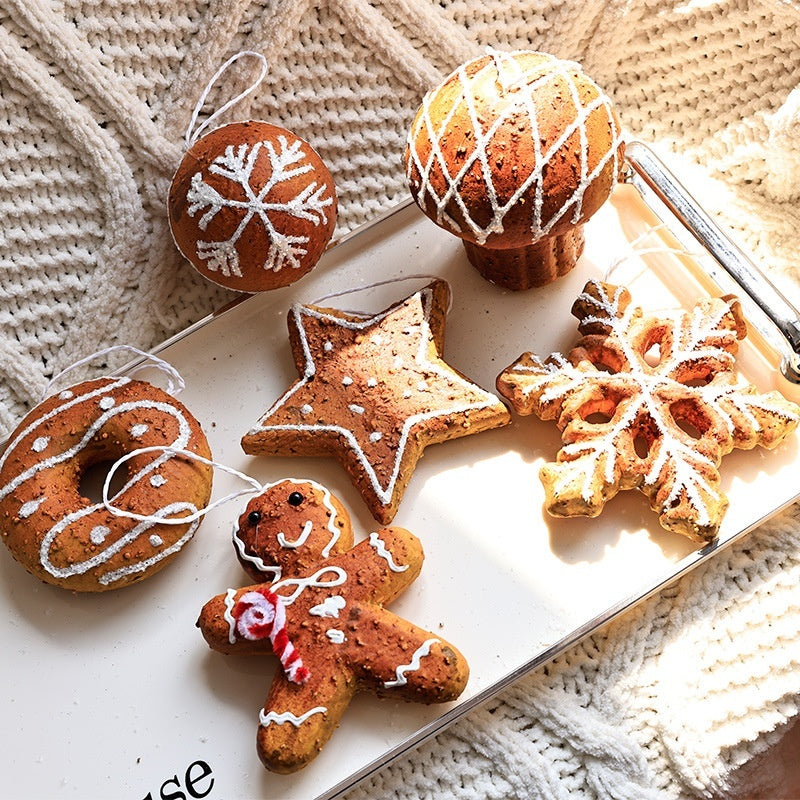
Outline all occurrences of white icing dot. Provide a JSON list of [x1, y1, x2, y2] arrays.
[[326, 629, 346, 644], [90, 526, 110, 545], [417, 380, 428, 391], [369, 432, 383, 443], [393, 356, 403, 369], [19, 497, 45, 519], [99, 397, 115, 410], [58, 390, 74, 400], [323, 341, 333, 352], [31, 436, 49, 453], [149, 535, 164, 547], [150, 474, 167, 488], [342, 376, 353, 386], [130, 423, 149, 438], [300, 404, 313, 415], [348, 404, 365, 414], [367, 378, 378, 388], [403, 389, 413, 399]]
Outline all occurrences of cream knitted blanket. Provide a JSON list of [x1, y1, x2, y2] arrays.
[[2, 1, 800, 797]]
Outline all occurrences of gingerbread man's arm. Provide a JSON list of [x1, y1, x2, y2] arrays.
[[198, 586, 278, 656], [321, 526, 423, 607], [256, 666, 357, 773]]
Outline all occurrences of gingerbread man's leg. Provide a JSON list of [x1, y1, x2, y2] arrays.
[[256, 665, 357, 773], [343, 605, 469, 703]]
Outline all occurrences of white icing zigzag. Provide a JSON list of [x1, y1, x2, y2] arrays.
[[368, 532, 409, 573], [406, 49, 623, 245], [259, 707, 327, 728], [384, 638, 440, 688]]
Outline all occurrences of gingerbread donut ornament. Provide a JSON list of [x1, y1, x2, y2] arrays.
[[168, 120, 337, 293], [0, 377, 213, 591], [405, 49, 625, 290], [198, 479, 469, 773]]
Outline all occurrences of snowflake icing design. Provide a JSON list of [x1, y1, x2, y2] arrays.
[[497, 280, 800, 542], [186, 136, 334, 277]]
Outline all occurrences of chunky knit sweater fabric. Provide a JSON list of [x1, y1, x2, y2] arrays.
[[2, 1, 800, 797]]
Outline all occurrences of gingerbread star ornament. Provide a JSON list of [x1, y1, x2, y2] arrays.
[[242, 280, 510, 522]]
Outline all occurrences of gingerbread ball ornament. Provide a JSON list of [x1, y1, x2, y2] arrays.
[[169, 120, 337, 292], [404, 49, 625, 290]]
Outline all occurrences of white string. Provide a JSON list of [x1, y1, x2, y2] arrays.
[[42, 345, 185, 400], [312, 273, 453, 314], [602, 224, 708, 282], [102, 447, 264, 525], [184, 50, 269, 149]]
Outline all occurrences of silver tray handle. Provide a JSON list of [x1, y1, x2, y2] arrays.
[[625, 141, 800, 384]]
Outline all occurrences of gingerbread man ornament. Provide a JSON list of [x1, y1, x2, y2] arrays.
[[197, 479, 469, 773]]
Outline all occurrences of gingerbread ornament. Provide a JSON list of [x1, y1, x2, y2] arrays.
[[497, 280, 800, 542], [0, 371, 213, 592], [168, 54, 337, 292], [405, 49, 625, 290], [197, 479, 469, 773], [240, 279, 511, 523]]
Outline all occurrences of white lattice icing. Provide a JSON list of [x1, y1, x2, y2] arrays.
[[185, 133, 334, 277], [406, 49, 624, 245]]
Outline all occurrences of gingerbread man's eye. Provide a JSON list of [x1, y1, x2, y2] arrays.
[[248, 510, 262, 525], [287, 492, 304, 507]]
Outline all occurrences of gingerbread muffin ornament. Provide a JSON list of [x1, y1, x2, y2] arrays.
[[168, 53, 337, 293], [497, 281, 800, 542], [198, 479, 469, 773], [405, 49, 625, 290]]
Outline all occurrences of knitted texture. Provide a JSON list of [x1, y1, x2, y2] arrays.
[[2, 1, 800, 797]]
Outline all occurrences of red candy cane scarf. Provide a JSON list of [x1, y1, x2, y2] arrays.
[[232, 587, 310, 684]]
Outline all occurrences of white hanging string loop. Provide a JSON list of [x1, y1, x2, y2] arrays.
[[102, 447, 264, 525], [312, 273, 453, 314], [602, 223, 707, 282], [185, 50, 269, 149], [42, 345, 185, 400]]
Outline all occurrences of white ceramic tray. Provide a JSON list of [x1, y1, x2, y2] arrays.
[[2, 150, 799, 800]]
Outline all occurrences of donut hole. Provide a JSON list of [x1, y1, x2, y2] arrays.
[[79, 459, 129, 504]]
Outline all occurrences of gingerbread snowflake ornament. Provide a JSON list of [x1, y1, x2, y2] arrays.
[[241, 279, 511, 523], [497, 280, 800, 542], [197, 479, 469, 773]]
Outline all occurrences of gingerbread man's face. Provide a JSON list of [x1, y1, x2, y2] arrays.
[[233, 479, 353, 581]]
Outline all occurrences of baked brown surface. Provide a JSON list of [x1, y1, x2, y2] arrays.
[[496, 280, 800, 542], [198, 479, 469, 773], [404, 49, 625, 289], [241, 279, 511, 523], [168, 120, 337, 293], [0, 376, 213, 591]]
